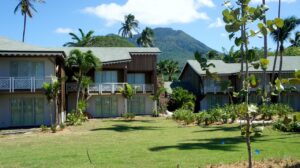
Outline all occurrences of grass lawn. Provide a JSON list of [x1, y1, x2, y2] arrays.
[[0, 117, 299, 168]]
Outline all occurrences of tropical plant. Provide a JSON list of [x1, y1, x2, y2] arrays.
[[150, 87, 166, 117], [119, 83, 135, 114], [206, 50, 221, 60], [14, 0, 44, 42], [66, 110, 87, 126], [164, 60, 180, 81], [42, 77, 60, 125], [289, 31, 300, 47], [118, 14, 139, 38], [122, 112, 135, 120], [222, 0, 283, 167], [66, 49, 101, 113], [167, 87, 195, 111], [194, 51, 218, 80], [137, 27, 154, 47], [283, 46, 300, 56], [157, 60, 167, 80], [63, 29, 95, 47], [222, 46, 240, 63], [173, 109, 195, 125], [271, 16, 300, 79]]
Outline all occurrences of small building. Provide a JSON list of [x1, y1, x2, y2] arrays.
[[178, 57, 300, 111]]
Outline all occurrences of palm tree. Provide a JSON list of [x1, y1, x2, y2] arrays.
[[64, 29, 95, 47], [14, 0, 44, 42], [66, 49, 101, 113], [118, 14, 139, 38], [164, 60, 180, 81], [271, 16, 300, 78], [157, 60, 167, 80], [289, 31, 300, 47], [137, 27, 154, 47], [271, 0, 281, 82]]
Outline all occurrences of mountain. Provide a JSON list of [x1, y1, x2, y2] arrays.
[[130, 27, 214, 67], [89, 35, 135, 47]]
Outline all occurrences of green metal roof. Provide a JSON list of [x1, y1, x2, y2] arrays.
[[184, 57, 300, 77], [0, 37, 160, 63]]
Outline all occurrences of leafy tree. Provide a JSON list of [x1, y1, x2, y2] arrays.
[[157, 60, 167, 80], [282, 47, 300, 56], [43, 77, 60, 124], [120, 83, 135, 114], [118, 14, 139, 38], [87, 35, 135, 47], [164, 60, 180, 81], [194, 51, 218, 80], [66, 49, 101, 113], [64, 29, 95, 47], [289, 31, 300, 47], [150, 87, 166, 116], [222, 0, 283, 167], [222, 46, 240, 63], [137, 27, 154, 47], [167, 87, 195, 111], [271, 16, 300, 79], [206, 50, 221, 59], [14, 0, 44, 42]]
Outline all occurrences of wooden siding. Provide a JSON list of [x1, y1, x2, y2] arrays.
[[127, 55, 156, 71], [180, 65, 201, 94]]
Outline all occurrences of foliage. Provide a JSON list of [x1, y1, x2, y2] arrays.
[[159, 60, 180, 81], [206, 50, 222, 60], [119, 14, 139, 38], [150, 87, 166, 117], [40, 125, 48, 132], [59, 123, 66, 130], [120, 84, 135, 99], [50, 124, 57, 133], [88, 35, 135, 47], [273, 117, 300, 132], [282, 47, 300, 56], [137, 27, 154, 47], [167, 87, 195, 111], [195, 51, 219, 81], [14, 0, 45, 42], [42, 78, 60, 103], [122, 112, 136, 120], [173, 109, 195, 125], [66, 49, 101, 113], [259, 104, 277, 120], [289, 32, 300, 47], [66, 111, 87, 126], [64, 29, 95, 47]]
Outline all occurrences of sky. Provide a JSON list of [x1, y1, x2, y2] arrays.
[[0, 0, 299, 52]]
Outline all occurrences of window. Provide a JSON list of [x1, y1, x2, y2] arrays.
[[128, 96, 146, 114], [128, 73, 145, 84], [95, 71, 118, 83], [206, 95, 225, 109], [95, 96, 118, 117], [10, 97, 44, 126], [10, 61, 44, 77]]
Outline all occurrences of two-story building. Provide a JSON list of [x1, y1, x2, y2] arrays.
[[0, 37, 160, 128], [179, 57, 300, 111]]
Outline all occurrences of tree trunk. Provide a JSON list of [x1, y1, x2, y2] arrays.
[[262, 0, 268, 102], [124, 98, 128, 114], [246, 115, 253, 168], [168, 74, 172, 81], [278, 42, 284, 79], [271, 0, 281, 82], [55, 98, 59, 125], [22, 14, 27, 42]]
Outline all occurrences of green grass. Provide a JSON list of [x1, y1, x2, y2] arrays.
[[0, 117, 299, 168]]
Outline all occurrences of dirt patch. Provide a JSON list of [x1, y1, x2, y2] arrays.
[[206, 159, 300, 168]]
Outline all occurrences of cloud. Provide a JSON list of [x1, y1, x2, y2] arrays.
[[251, 0, 296, 4], [55, 28, 74, 34], [83, 0, 215, 26], [208, 17, 225, 28]]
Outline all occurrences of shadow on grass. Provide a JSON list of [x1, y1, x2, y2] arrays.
[[90, 124, 160, 132], [104, 119, 155, 123], [193, 125, 241, 133], [149, 136, 244, 152]]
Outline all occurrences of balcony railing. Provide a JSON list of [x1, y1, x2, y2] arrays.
[[66, 83, 154, 94], [0, 76, 54, 93]]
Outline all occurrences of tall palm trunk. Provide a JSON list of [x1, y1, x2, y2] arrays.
[[262, 0, 268, 100], [271, 0, 281, 82], [22, 14, 27, 42], [278, 42, 284, 78], [75, 78, 82, 114]]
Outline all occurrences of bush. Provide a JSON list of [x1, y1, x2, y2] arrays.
[[50, 124, 57, 133], [223, 104, 237, 123], [40, 125, 48, 132], [259, 104, 277, 120], [196, 111, 214, 125], [167, 87, 195, 111], [274, 104, 293, 118], [273, 117, 300, 132], [253, 126, 264, 136], [60, 123, 66, 130], [67, 111, 88, 126], [122, 112, 135, 120], [173, 109, 195, 125], [293, 113, 300, 122]]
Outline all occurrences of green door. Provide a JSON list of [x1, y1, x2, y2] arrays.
[[95, 96, 118, 118], [35, 98, 44, 125], [128, 96, 146, 115], [23, 98, 34, 126], [11, 98, 23, 126]]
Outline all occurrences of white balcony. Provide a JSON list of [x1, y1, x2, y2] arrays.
[[0, 76, 54, 93], [66, 83, 154, 94]]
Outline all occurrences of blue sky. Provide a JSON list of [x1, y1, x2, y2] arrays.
[[0, 0, 299, 51]]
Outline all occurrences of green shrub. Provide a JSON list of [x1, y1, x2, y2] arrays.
[[289, 121, 300, 132], [120, 84, 135, 99], [40, 125, 48, 132], [253, 126, 264, 136], [67, 111, 88, 126], [167, 87, 195, 111], [60, 123, 66, 130], [50, 124, 57, 133], [122, 112, 135, 120], [259, 104, 277, 120], [223, 104, 237, 123], [208, 107, 222, 123], [274, 104, 293, 118], [173, 109, 195, 125], [293, 113, 300, 122]]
